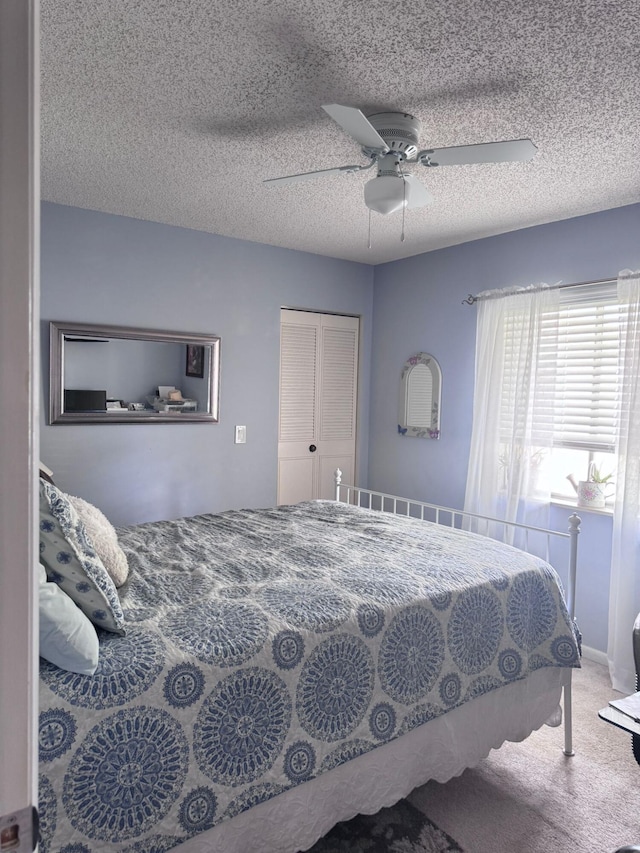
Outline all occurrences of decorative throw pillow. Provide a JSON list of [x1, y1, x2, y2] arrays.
[[38, 563, 100, 675], [39, 479, 126, 635], [67, 494, 129, 587]]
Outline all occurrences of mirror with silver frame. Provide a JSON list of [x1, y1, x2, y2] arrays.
[[49, 321, 220, 424], [398, 352, 441, 439]]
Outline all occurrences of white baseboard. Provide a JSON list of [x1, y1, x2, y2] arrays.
[[581, 644, 608, 666]]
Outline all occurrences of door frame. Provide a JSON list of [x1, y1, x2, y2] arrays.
[[0, 0, 40, 817]]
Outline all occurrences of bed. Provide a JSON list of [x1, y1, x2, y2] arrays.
[[37, 474, 581, 853]]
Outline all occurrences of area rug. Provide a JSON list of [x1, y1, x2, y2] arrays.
[[305, 798, 464, 853]]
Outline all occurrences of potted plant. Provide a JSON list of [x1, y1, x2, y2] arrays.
[[569, 462, 614, 508]]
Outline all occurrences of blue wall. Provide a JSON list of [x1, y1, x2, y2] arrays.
[[40, 203, 374, 525], [368, 202, 640, 654]]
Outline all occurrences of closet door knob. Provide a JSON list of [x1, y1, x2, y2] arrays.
[[309, 444, 317, 453]]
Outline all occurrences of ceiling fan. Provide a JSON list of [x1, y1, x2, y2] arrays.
[[264, 104, 537, 215]]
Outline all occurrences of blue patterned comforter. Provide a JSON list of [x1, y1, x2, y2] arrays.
[[38, 500, 580, 852]]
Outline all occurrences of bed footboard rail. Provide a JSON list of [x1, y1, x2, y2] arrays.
[[333, 469, 581, 756]]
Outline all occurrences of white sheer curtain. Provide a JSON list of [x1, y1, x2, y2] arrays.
[[464, 284, 559, 540], [608, 270, 640, 695]]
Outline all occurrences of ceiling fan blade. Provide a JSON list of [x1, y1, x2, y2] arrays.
[[420, 139, 537, 167], [322, 104, 388, 151], [264, 164, 366, 186], [403, 175, 434, 209]]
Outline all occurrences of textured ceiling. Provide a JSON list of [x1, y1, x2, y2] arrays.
[[41, 0, 640, 265]]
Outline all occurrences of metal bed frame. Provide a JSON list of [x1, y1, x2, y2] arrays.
[[334, 469, 582, 756]]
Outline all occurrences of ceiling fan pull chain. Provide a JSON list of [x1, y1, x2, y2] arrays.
[[401, 178, 406, 242], [368, 208, 372, 249]]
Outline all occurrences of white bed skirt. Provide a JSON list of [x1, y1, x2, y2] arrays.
[[177, 666, 570, 853]]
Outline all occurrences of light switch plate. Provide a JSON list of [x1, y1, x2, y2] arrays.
[[234, 425, 246, 444]]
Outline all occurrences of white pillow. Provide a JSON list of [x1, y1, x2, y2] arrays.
[[67, 494, 129, 588], [38, 564, 99, 675], [39, 479, 125, 634]]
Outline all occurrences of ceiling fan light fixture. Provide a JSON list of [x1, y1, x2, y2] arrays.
[[364, 175, 407, 215]]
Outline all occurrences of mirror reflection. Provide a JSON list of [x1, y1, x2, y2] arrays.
[[49, 322, 220, 424], [398, 352, 441, 439]]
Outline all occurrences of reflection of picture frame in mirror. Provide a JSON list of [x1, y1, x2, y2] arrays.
[[185, 344, 204, 378]]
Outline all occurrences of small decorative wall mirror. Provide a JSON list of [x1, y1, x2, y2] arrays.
[[398, 352, 441, 439]]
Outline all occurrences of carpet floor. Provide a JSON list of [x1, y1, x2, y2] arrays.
[[408, 658, 638, 853]]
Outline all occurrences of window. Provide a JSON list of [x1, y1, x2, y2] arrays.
[[501, 282, 622, 503]]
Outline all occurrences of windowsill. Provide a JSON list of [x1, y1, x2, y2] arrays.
[[550, 496, 614, 516]]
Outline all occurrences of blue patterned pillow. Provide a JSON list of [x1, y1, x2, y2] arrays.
[[39, 480, 125, 635]]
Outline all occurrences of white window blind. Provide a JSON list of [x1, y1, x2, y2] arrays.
[[501, 283, 623, 452], [551, 285, 622, 450]]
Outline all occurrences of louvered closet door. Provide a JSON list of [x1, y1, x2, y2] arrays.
[[278, 309, 359, 504]]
